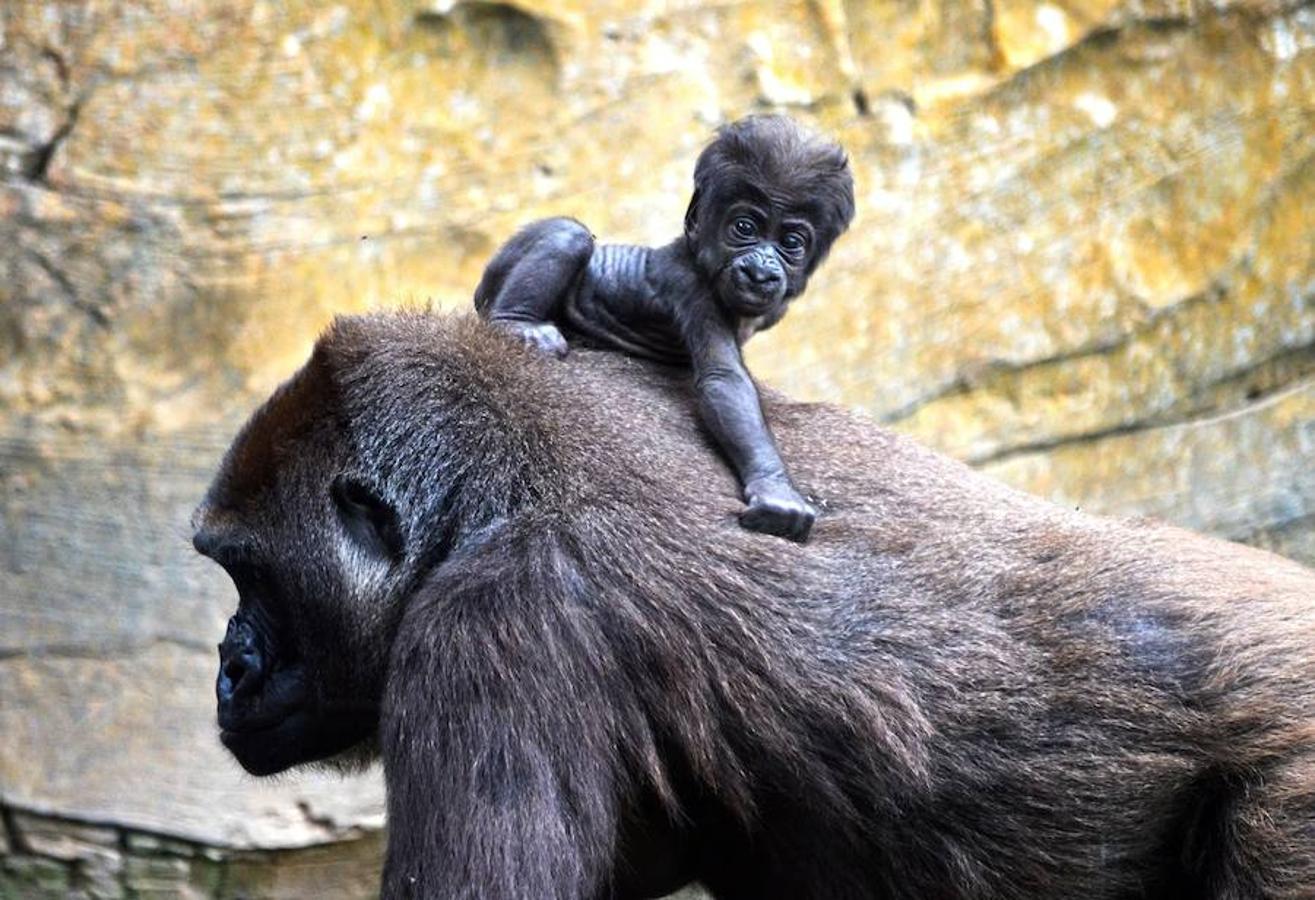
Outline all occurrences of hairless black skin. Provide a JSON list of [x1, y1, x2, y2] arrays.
[[474, 115, 855, 541]]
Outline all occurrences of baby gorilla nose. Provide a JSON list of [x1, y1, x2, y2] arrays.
[[730, 257, 785, 310], [736, 254, 783, 287]]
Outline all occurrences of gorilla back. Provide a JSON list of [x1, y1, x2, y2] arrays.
[[193, 311, 1315, 900]]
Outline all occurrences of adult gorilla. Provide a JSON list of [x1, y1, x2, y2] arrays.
[[193, 312, 1315, 900]]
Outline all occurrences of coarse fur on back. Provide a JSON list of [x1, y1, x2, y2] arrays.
[[196, 311, 1315, 900]]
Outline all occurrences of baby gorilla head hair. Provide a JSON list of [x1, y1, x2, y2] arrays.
[[684, 115, 855, 320]]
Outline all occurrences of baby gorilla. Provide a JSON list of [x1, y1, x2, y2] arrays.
[[474, 115, 855, 541]]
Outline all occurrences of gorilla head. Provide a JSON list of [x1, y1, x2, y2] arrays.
[[193, 358, 394, 775], [193, 317, 589, 781], [684, 115, 855, 319]]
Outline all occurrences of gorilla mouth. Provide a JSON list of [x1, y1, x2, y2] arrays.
[[726, 270, 784, 312], [218, 702, 305, 737], [220, 708, 319, 776], [217, 664, 315, 775], [217, 662, 309, 734], [219, 698, 379, 777]]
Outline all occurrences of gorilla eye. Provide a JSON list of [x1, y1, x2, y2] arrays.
[[731, 217, 758, 239], [781, 231, 808, 252], [331, 474, 404, 562]]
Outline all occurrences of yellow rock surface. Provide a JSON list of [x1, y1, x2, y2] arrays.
[[2, 0, 1313, 881]]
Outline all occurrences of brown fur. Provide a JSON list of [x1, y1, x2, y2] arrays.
[[195, 311, 1315, 899]]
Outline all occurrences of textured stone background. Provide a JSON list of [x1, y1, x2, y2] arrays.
[[2, 0, 1313, 896]]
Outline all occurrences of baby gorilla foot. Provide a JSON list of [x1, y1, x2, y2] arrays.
[[491, 320, 569, 358], [740, 474, 817, 542]]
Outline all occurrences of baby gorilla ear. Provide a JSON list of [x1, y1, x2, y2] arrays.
[[683, 187, 703, 240], [331, 474, 404, 562]]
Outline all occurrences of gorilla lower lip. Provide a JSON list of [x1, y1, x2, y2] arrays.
[[218, 703, 303, 735], [736, 297, 775, 315], [730, 277, 781, 306]]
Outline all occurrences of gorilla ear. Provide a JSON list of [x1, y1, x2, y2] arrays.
[[683, 187, 702, 240], [331, 474, 404, 562]]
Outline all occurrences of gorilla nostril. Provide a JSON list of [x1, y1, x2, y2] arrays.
[[223, 656, 247, 686], [218, 648, 264, 704], [236, 652, 263, 694], [217, 665, 236, 704]]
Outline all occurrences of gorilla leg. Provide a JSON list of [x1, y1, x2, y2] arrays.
[[473, 217, 595, 358]]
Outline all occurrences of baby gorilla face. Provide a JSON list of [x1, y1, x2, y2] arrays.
[[712, 200, 815, 318], [685, 115, 854, 327]]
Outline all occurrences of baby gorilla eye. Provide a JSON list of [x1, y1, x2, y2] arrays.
[[781, 231, 808, 252], [731, 217, 758, 238]]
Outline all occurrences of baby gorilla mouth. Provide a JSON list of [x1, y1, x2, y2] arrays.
[[724, 267, 785, 314]]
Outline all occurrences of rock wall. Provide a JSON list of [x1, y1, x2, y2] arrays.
[[0, 810, 383, 900], [2, 0, 1313, 896]]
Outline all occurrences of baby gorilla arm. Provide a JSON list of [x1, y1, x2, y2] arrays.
[[686, 310, 816, 542]]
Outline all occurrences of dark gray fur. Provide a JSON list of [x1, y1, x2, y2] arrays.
[[195, 312, 1315, 900]]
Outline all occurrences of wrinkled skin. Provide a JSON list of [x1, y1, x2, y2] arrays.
[[473, 115, 855, 542]]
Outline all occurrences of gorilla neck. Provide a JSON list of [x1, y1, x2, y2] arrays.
[[655, 236, 710, 295]]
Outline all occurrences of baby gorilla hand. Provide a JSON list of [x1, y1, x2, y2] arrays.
[[492, 320, 569, 358], [740, 473, 816, 542]]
